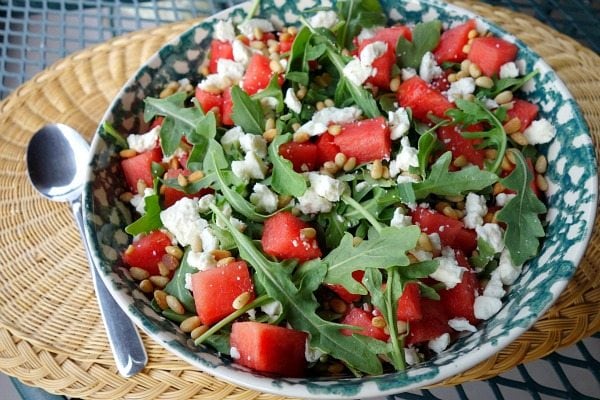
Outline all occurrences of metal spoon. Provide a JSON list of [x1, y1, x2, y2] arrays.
[[26, 123, 148, 377]]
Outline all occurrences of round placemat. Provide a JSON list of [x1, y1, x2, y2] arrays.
[[0, 1, 598, 399]]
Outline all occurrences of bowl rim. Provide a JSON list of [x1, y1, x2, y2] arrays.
[[82, 0, 599, 398]]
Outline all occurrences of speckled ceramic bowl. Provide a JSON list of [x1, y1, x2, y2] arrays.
[[82, 0, 598, 398]]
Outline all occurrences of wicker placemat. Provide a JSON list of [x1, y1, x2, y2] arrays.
[[0, 1, 598, 399]]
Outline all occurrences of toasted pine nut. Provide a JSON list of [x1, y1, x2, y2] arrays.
[[511, 132, 529, 146], [119, 148, 137, 158], [370, 160, 383, 179], [136, 179, 147, 194], [139, 279, 154, 294], [190, 325, 209, 339], [485, 149, 498, 159], [390, 77, 401, 92], [166, 295, 185, 315], [536, 174, 549, 192], [232, 291, 252, 310], [253, 27, 264, 40], [468, 29, 478, 39], [453, 155, 468, 168], [300, 227, 317, 240], [442, 206, 460, 220], [279, 32, 291, 42], [445, 195, 464, 203], [130, 266, 149, 281], [278, 194, 292, 208], [503, 117, 522, 134], [211, 249, 232, 260], [468, 63, 482, 78], [188, 170, 205, 183], [330, 298, 348, 314], [460, 59, 472, 72], [418, 232, 434, 252], [447, 73, 458, 83], [324, 98, 335, 108], [506, 149, 517, 165], [265, 117, 276, 131], [371, 316, 386, 328], [334, 152, 347, 167], [483, 212, 495, 223], [217, 256, 235, 267], [149, 275, 169, 288], [493, 182, 506, 195], [343, 157, 357, 172], [262, 128, 278, 142], [456, 70, 470, 80], [158, 262, 170, 277], [154, 290, 169, 310], [382, 166, 391, 179], [316, 101, 325, 111], [352, 236, 363, 247], [269, 59, 283, 74], [200, 65, 210, 76], [408, 254, 419, 264], [293, 131, 310, 143], [328, 124, 342, 136], [296, 87, 307, 100], [322, 161, 339, 174], [177, 174, 188, 187], [250, 40, 266, 50], [501, 156, 513, 171], [462, 44, 471, 54], [495, 90, 514, 105], [535, 155, 548, 174], [475, 76, 493, 88], [180, 316, 202, 333], [328, 363, 345, 374], [435, 201, 451, 213], [119, 191, 134, 202]]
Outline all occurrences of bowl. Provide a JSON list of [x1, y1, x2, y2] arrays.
[[82, 0, 598, 398]]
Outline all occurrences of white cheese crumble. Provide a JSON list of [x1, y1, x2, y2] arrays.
[[231, 151, 267, 181], [483, 97, 499, 110], [357, 27, 378, 41], [428, 333, 450, 354], [220, 126, 244, 149], [160, 197, 208, 247], [463, 193, 488, 229], [495, 192, 516, 207], [308, 172, 345, 202], [523, 118, 556, 145], [396, 174, 419, 185], [499, 61, 519, 79], [401, 67, 417, 81], [305, 339, 325, 363], [483, 270, 506, 299], [429, 233, 442, 252], [261, 300, 283, 321], [359, 41, 388, 66], [237, 18, 274, 39], [216, 59, 245, 83], [187, 250, 217, 271], [232, 39, 252, 66], [297, 106, 362, 136], [497, 248, 522, 285], [184, 272, 193, 290], [230, 346, 241, 359], [411, 249, 433, 261], [239, 133, 268, 159], [389, 136, 419, 177], [475, 223, 504, 253], [308, 10, 339, 29], [213, 19, 236, 42], [388, 107, 410, 140], [446, 77, 475, 102], [127, 125, 159, 153], [474, 296, 503, 320], [197, 194, 216, 213], [197, 74, 230, 92], [404, 347, 421, 365], [343, 57, 374, 86], [390, 207, 413, 228], [419, 51, 443, 83], [296, 187, 333, 214], [249, 183, 279, 213], [430, 247, 466, 289], [130, 187, 155, 215], [448, 317, 477, 332], [284, 88, 302, 113]]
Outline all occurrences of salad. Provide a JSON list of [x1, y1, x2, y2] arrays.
[[107, 0, 553, 378]]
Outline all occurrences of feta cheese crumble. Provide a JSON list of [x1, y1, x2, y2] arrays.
[[430, 248, 466, 289], [388, 107, 410, 140], [428, 333, 450, 354], [187, 250, 217, 271], [523, 118, 556, 145], [297, 106, 362, 136], [389, 137, 419, 177], [401, 67, 417, 81], [305, 340, 326, 363], [463, 193, 487, 229], [419, 51, 443, 83], [497, 248, 523, 285], [230, 346, 241, 359], [216, 59, 245, 83], [308, 10, 339, 29], [343, 57, 374, 86], [499, 62, 519, 79], [197, 194, 216, 213], [359, 41, 388, 67], [237, 18, 274, 39], [231, 151, 267, 180], [232, 39, 253, 66], [446, 77, 475, 102], [475, 223, 504, 253], [284, 88, 302, 113], [130, 188, 155, 215], [250, 183, 279, 213], [213, 19, 236, 42], [239, 133, 268, 158], [220, 126, 244, 149], [308, 172, 345, 202], [127, 125, 159, 153], [448, 317, 477, 333], [296, 187, 333, 214], [390, 207, 413, 228], [495, 192, 516, 207], [160, 197, 209, 247]]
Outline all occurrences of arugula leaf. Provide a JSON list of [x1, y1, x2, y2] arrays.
[[144, 93, 205, 156], [124, 193, 162, 235], [187, 111, 217, 144], [164, 249, 197, 313], [100, 121, 128, 149], [478, 70, 539, 98], [343, 188, 398, 224], [336, 0, 386, 49], [416, 130, 440, 178], [210, 205, 384, 375], [411, 151, 498, 199], [286, 26, 312, 76], [203, 139, 229, 175], [398, 260, 439, 280], [470, 237, 498, 271], [268, 134, 308, 197], [396, 20, 442, 69], [323, 226, 420, 295], [251, 75, 284, 113], [317, 206, 348, 250], [231, 85, 265, 134], [496, 150, 546, 265]]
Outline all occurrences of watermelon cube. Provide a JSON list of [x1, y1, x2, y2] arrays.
[[397, 282, 422, 322], [410, 207, 477, 255], [163, 168, 214, 208], [405, 298, 450, 345], [208, 40, 234, 74], [195, 86, 223, 115], [123, 230, 172, 276], [467, 37, 518, 77], [334, 116, 391, 164], [397, 76, 454, 122], [279, 141, 319, 172], [326, 270, 365, 303], [437, 124, 485, 169], [434, 19, 477, 64], [316, 133, 341, 166], [191, 261, 255, 325], [120, 147, 162, 193], [221, 87, 234, 126], [439, 258, 480, 325], [506, 99, 539, 131], [261, 212, 322, 262], [242, 54, 275, 95], [340, 307, 389, 341]]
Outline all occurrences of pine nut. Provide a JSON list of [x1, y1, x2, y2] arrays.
[[493, 182, 506, 195], [139, 279, 154, 293], [503, 117, 522, 134], [343, 156, 357, 172], [371, 316, 386, 328], [324, 98, 335, 108], [370, 160, 383, 179], [352, 236, 363, 247], [158, 262, 170, 277], [330, 298, 348, 314], [322, 161, 339, 174], [483, 212, 495, 223], [232, 291, 252, 310], [154, 290, 169, 310], [180, 316, 202, 333], [119, 192, 134, 202], [456, 201, 466, 210], [279, 32, 291, 42], [511, 132, 529, 146], [166, 295, 185, 314], [269, 59, 283, 74], [334, 152, 347, 167], [149, 275, 169, 288], [200, 65, 210, 76], [485, 149, 498, 159], [418, 232, 434, 252], [169, 157, 179, 170], [535, 155, 548, 174], [160, 85, 178, 99], [460, 59, 472, 72], [408, 254, 419, 264], [250, 40, 266, 50], [119, 148, 137, 158], [328, 363, 345, 374], [501, 156, 513, 171], [190, 325, 209, 339], [468, 29, 478, 39], [506, 149, 517, 165], [453, 155, 468, 168], [462, 44, 471, 54], [265, 117, 276, 130], [177, 174, 188, 187], [278, 194, 292, 208], [253, 27, 264, 40], [447, 73, 458, 83], [328, 124, 342, 136], [262, 128, 278, 142], [316, 101, 325, 111], [445, 195, 464, 203], [217, 256, 235, 267], [442, 206, 460, 220], [435, 201, 451, 213], [495, 90, 514, 105], [390, 77, 401, 92], [456, 70, 470, 80], [287, 26, 298, 36], [296, 87, 307, 100], [191, 236, 203, 253], [475, 76, 493, 88], [536, 174, 548, 192], [300, 227, 317, 240], [468, 63, 482, 78], [382, 166, 391, 179], [130, 267, 149, 281], [293, 131, 310, 143], [136, 180, 147, 194], [210, 249, 232, 260], [188, 170, 205, 183]]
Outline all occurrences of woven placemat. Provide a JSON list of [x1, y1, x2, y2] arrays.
[[0, 1, 598, 399]]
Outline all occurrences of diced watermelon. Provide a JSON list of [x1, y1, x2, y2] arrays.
[[406, 298, 450, 345], [397, 76, 454, 122], [437, 124, 485, 169], [397, 282, 422, 322], [316, 133, 341, 165], [121, 147, 162, 193], [340, 308, 389, 341], [506, 99, 539, 131], [261, 212, 322, 262], [326, 270, 365, 303], [410, 207, 477, 255], [221, 87, 234, 126], [150, 116, 164, 130], [467, 37, 518, 77], [439, 251, 480, 324], [195, 87, 223, 115], [371, 25, 413, 46], [279, 142, 319, 172], [359, 38, 396, 89], [430, 69, 452, 92], [191, 261, 255, 326], [208, 40, 234, 74], [122, 230, 172, 276], [433, 19, 477, 64], [334, 117, 391, 164], [230, 322, 308, 377], [242, 54, 275, 95], [279, 32, 295, 53], [163, 169, 214, 208]]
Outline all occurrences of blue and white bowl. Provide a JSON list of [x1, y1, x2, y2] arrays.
[[82, 0, 598, 398]]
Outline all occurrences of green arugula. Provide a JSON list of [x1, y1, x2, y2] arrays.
[[470, 237, 498, 271], [446, 98, 507, 173], [496, 150, 547, 265], [317, 205, 348, 250], [164, 249, 197, 313], [100, 121, 128, 149], [478, 70, 539, 98], [209, 205, 384, 375], [398, 260, 439, 280], [124, 193, 162, 235], [416, 130, 441, 178], [286, 26, 312, 80], [267, 134, 308, 197], [396, 20, 442, 69], [143, 92, 205, 156], [335, 0, 386, 49], [251, 75, 285, 113], [231, 85, 265, 134]]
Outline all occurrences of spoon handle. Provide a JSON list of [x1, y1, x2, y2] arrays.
[[71, 200, 148, 377]]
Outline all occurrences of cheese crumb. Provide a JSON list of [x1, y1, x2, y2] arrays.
[[308, 172, 345, 202], [497, 248, 522, 285], [231, 151, 267, 180], [160, 197, 208, 247], [127, 126, 159, 153], [475, 223, 504, 253], [238, 18, 274, 39], [388, 107, 410, 140], [249, 183, 279, 213], [463, 193, 488, 229], [297, 106, 362, 136], [523, 118, 556, 145], [446, 77, 475, 102], [390, 208, 412, 228], [428, 333, 450, 354], [239, 134, 267, 158], [448, 317, 477, 332], [187, 251, 217, 271], [419, 51, 443, 83], [213, 19, 236, 42], [430, 247, 465, 289], [499, 62, 519, 79], [343, 57, 373, 86], [359, 41, 388, 67], [296, 187, 333, 214], [389, 137, 419, 177], [284, 88, 302, 113], [308, 10, 338, 29]]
